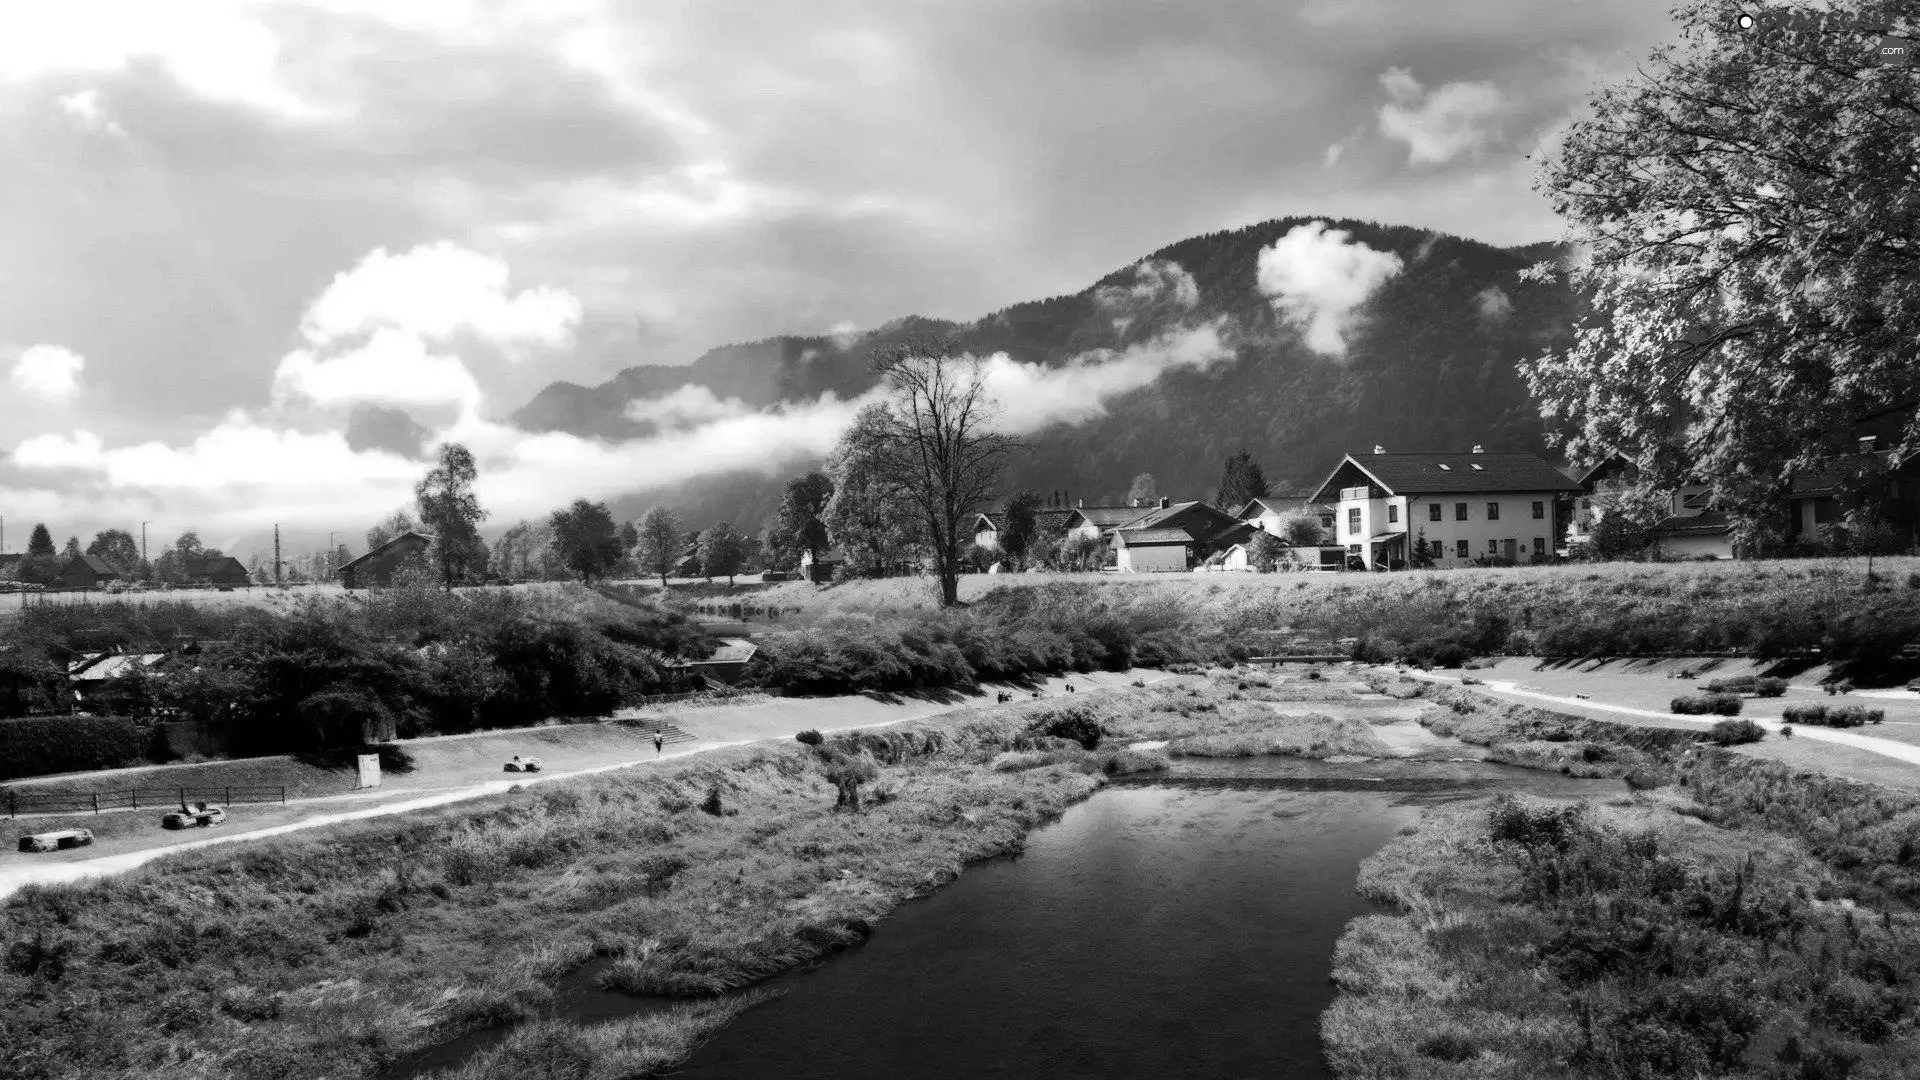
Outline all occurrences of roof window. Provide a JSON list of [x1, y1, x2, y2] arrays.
[[1436, 463, 1452, 471], [1469, 463, 1484, 470]]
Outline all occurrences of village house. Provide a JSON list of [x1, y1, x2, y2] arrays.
[[57, 554, 123, 589], [340, 531, 434, 589], [972, 505, 1076, 552], [798, 547, 846, 583], [184, 554, 252, 587], [1110, 498, 1243, 572], [1061, 500, 1156, 542], [1234, 494, 1335, 537], [1309, 446, 1581, 570]]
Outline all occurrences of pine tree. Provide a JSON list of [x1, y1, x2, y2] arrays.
[[26, 524, 54, 556]]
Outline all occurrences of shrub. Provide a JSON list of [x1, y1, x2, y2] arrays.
[[1753, 676, 1789, 698], [0, 715, 151, 780], [1028, 704, 1103, 750], [1488, 796, 1585, 850], [1427, 642, 1473, 669], [1783, 702, 1828, 725], [1707, 719, 1765, 746], [1782, 724, 1794, 739], [700, 785, 724, 816], [1672, 693, 1742, 716], [1825, 706, 1878, 729], [794, 729, 824, 747]]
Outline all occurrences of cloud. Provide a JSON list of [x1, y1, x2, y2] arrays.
[[273, 328, 484, 411], [1255, 221, 1403, 356], [9, 344, 86, 402], [826, 320, 862, 349], [300, 241, 583, 356], [1376, 67, 1506, 166], [1323, 142, 1345, 168], [623, 384, 752, 427], [1474, 285, 1514, 322], [1094, 259, 1200, 314], [57, 88, 125, 135], [980, 320, 1235, 433]]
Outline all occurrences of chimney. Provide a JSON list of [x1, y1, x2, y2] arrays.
[[1158, 497, 1171, 509], [1372, 444, 1385, 455], [1471, 444, 1485, 454], [1077, 498, 1084, 508]]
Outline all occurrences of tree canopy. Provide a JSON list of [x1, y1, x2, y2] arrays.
[[415, 443, 487, 589], [86, 530, 142, 576], [636, 506, 685, 588], [698, 521, 749, 585], [777, 472, 834, 566], [998, 490, 1045, 566], [26, 524, 53, 557], [1525, 0, 1920, 541], [1126, 472, 1158, 505], [549, 499, 624, 582], [1215, 450, 1270, 511], [824, 402, 920, 577]]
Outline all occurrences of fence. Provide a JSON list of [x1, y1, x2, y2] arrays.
[[5, 785, 286, 819]]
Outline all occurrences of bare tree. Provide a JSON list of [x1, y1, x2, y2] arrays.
[[867, 339, 1015, 606]]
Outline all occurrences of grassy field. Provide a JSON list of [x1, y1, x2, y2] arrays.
[[4, 670, 1334, 1080]]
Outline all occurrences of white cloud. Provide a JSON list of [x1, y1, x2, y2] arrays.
[[1094, 259, 1200, 314], [1474, 285, 1514, 323], [1376, 67, 1506, 166], [1323, 142, 1345, 167], [300, 241, 582, 356], [1256, 221, 1404, 357], [826, 320, 862, 349], [623, 384, 752, 427], [273, 329, 485, 411], [980, 320, 1234, 433], [57, 88, 125, 135], [9, 344, 86, 402]]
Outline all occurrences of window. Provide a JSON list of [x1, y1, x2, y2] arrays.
[[1347, 544, 1361, 555], [1347, 507, 1361, 535], [1455, 539, 1469, 558], [1469, 463, 1484, 471], [1681, 490, 1711, 511], [1531, 501, 1544, 519], [1533, 537, 1546, 556], [1387, 504, 1399, 523], [1487, 502, 1500, 521], [1429, 503, 1442, 522], [1454, 502, 1468, 521], [1436, 463, 1452, 471]]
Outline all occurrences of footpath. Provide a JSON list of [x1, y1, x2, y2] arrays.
[[0, 669, 1173, 901]]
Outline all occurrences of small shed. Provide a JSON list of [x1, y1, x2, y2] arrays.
[[185, 555, 251, 587], [340, 532, 435, 589], [664, 638, 759, 686], [1114, 527, 1195, 572], [799, 548, 846, 583], [57, 554, 122, 589]]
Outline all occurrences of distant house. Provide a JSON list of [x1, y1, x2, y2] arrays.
[[67, 650, 172, 710], [0, 553, 23, 576], [799, 548, 846, 583], [1063, 501, 1155, 542], [1234, 493, 1332, 537], [1109, 499, 1244, 572], [57, 554, 123, 589], [1114, 527, 1201, 572], [663, 638, 759, 687], [973, 506, 1076, 552], [1309, 447, 1581, 569], [340, 531, 434, 589], [1784, 408, 1920, 550], [184, 554, 251, 587]]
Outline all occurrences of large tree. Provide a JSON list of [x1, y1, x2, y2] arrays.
[[866, 339, 1014, 606], [998, 490, 1045, 568], [549, 499, 624, 582], [635, 506, 685, 588], [1215, 450, 1270, 511], [1525, 0, 1920, 551], [698, 521, 749, 585], [823, 402, 920, 577], [415, 443, 487, 590], [366, 508, 418, 552], [1126, 472, 1158, 505], [777, 471, 834, 567], [26, 524, 53, 557], [85, 529, 142, 575], [61, 536, 80, 559]]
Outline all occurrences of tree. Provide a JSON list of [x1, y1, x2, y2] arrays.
[[999, 490, 1044, 568], [415, 443, 487, 591], [1281, 514, 1327, 548], [152, 530, 213, 584], [61, 536, 80, 559], [698, 521, 749, 585], [636, 506, 685, 588], [549, 499, 624, 582], [866, 339, 1015, 606], [366, 508, 418, 552], [1054, 532, 1107, 572], [824, 402, 920, 577], [26, 524, 53, 557], [1126, 473, 1158, 506], [1215, 450, 1270, 512], [618, 520, 639, 552], [1248, 531, 1284, 572], [778, 472, 834, 566], [1525, 0, 1920, 543], [87, 529, 149, 576]]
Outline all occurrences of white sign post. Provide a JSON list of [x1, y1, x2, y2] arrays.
[[356, 753, 382, 789]]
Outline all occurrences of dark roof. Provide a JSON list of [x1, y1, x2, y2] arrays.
[[1067, 505, 1153, 529], [1311, 451, 1583, 501], [1117, 527, 1199, 545], [340, 531, 434, 572], [1650, 511, 1736, 536], [1211, 521, 1258, 546], [64, 554, 119, 576], [976, 508, 1076, 533], [186, 554, 247, 575]]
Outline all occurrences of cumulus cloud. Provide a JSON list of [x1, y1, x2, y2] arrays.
[[9, 344, 86, 402], [1255, 222, 1404, 357], [57, 88, 125, 135], [980, 320, 1234, 433], [273, 329, 484, 411], [1376, 67, 1506, 166], [1323, 142, 1344, 168], [1474, 285, 1514, 323], [300, 242, 582, 357], [623, 384, 753, 427]]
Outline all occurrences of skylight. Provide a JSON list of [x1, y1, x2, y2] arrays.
[[1436, 463, 1452, 471], [1470, 463, 1484, 470]]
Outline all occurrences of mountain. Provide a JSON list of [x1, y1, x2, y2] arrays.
[[507, 217, 1586, 531]]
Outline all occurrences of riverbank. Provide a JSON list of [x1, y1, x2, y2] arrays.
[[8, 671, 1338, 1080], [1323, 680, 1920, 1079]]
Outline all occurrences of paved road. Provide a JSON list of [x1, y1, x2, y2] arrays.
[[0, 670, 1176, 901], [1404, 670, 1920, 768]]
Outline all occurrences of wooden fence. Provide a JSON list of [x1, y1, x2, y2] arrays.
[[5, 785, 286, 819]]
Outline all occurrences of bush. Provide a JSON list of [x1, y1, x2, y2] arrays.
[[1753, 676, 1789, 698], [794, 729, 824, 747], [1028, 704, 1103, 750], [0, 715, 151, 780], [1707, 719, 1765, 746], [1672, 693, 1742, 716], [1783, 702, 1828, 725]]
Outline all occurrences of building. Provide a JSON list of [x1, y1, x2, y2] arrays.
[[1234, 493, 1334, 537], [184, 554, 251, 587], [1308, 446, 1581, 569], [1062, 502, 1155, 542], [799, 548, 846, 583], [339, 531, 434, 589], [663, 638, 759, 687], [57, 554, 123, 589], [66, 650, 172, 710], [972, 506, 1075, 552], [1114, 527, 1201, 572], [1109, 499, 1244, 572]]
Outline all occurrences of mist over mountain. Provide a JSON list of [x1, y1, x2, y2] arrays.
[[507, 217, 1584, 531]]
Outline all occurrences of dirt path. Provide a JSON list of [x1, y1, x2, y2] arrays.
[[0, 670, 1174, 900], [1403, 670, 1920, 769]]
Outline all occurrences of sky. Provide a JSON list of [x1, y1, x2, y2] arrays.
[[0, 0, 1677, 560]]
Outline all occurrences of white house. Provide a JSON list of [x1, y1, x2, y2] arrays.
[[1308, 446, 1582, 569], [1234, 494, 1334, 538]]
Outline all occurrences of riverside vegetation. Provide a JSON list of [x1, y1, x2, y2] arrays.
[[0, 670, 1367, 1080], [1325, 681, 1920, 1079]]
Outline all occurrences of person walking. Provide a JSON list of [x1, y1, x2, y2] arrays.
[[654, 735, 665, 754]]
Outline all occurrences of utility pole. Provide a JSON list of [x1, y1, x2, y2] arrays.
[[327, 531, 339, 580], [274, 524, 282, 587], [140, 522, 149, 572]]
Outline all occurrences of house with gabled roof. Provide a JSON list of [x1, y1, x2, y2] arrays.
[[57, 554, 123, 589], [1309, 446, 1581, 569], [340, 531, 434, 589], [1110, 498, 1244, 572], [1235, 492, 1335, 539], [973, 505, 1076, 552], [1062, 501, 1154, 541]]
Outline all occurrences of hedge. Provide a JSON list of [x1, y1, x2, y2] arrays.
[[1706, 719, 1766, 746], [0, 715, 150, 780], [1671, 693, 1743, 716], [1781, 703, 1886, 728]]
